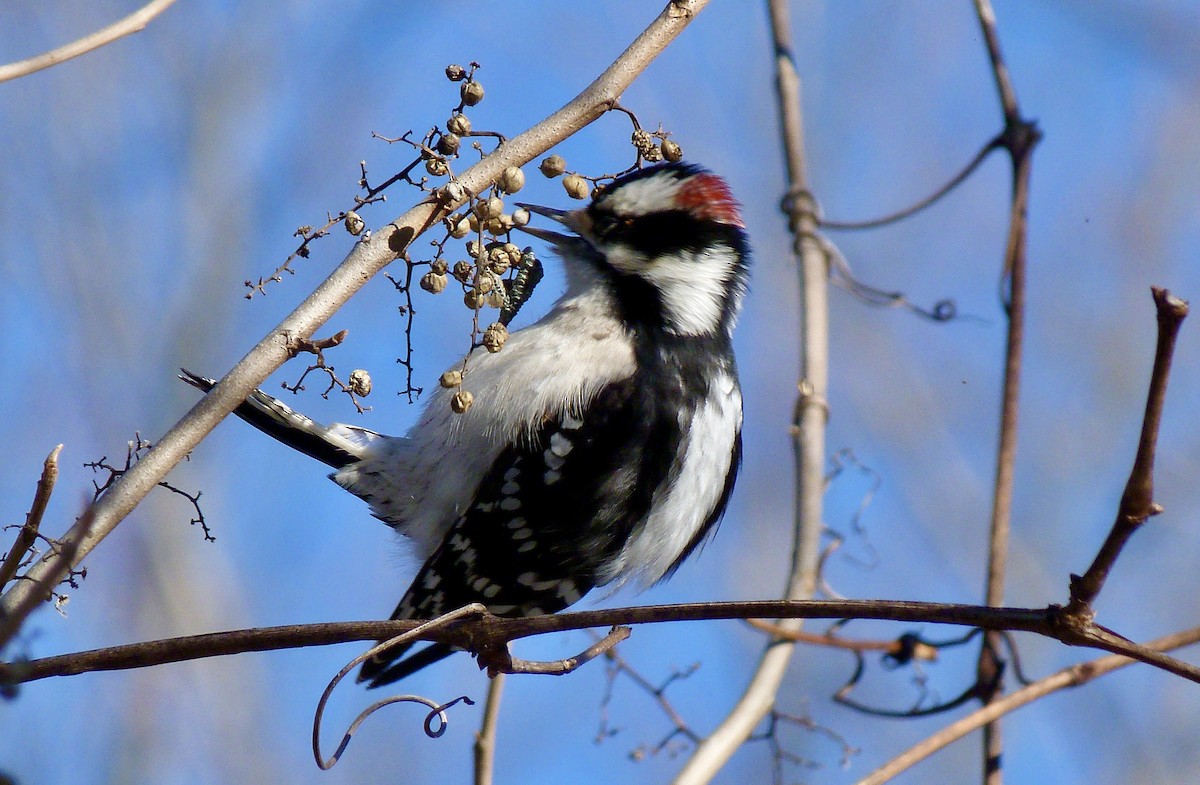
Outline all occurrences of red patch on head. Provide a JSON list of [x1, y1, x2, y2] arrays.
[[675, 173, 744, 228]]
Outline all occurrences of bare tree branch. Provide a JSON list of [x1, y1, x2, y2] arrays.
[[671, 2, 826, 781], [7, 599, 1198, 687], [0, 0, 179, 84], [855, 625, 1200, 785], [0, 445, 61, 592], [474, 674, 505, 785], [1068, 288, 1188, 610], [973, 2, 1041, 781], [0, 0, 712, 630]]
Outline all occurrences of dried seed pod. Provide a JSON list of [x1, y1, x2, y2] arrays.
[[447, 214, 471, 238], [425, 157, 449, 176], [463, 288, 481, 309], [445, 64, 466, 82], [344, 211, 365, 236], [446, 113, 471, 135], [643, 145, 664, 162], [562, 173, 589, 199], [461, 80, 485, 106], [465, 239, 482, 259], [498, 166, 525, 194], [661, 139, 683, 162], [419, 271, 448, 294], [442, 182, 466, 203], [475, 271, 496, 294], [450, 389, 474, 413], [539, 155, 566, 178], [430, 258, 448, 275], [485, 288, 507, 309], [437, 133, 460, 155], [452, 260, 473, 282], [348, 369, 372, 397], [482, 322, 509, 353], [631, 128, 654, 154], [511, 207, 530, 227], [439, 369, 463, 388]]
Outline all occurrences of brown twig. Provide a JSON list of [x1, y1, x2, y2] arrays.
[[482, 625, 631, 676], [0, 0, 713, 624], [474, 673, 505, 785], [971, 2, 1042, 782], [855, 625, 1200, 785], [0, 0, 178, 84], [0, 446, 62, 592], [312, 603, 487, 770], [1068, 288, 1188, 610]]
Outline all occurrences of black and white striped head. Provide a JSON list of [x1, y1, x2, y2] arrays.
[[521, 163, 750, 338]]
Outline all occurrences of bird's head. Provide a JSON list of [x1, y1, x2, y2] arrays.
[[519, 162, 749, 338]]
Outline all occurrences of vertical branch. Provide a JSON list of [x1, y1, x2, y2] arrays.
[[973, 2, 1040, 783], [671, 1, 826, 782], [474, 673, 505, 785]]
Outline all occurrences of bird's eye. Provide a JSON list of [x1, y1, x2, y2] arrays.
[[591, 212, 634, 240]]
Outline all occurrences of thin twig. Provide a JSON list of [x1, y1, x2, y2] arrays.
[[0, 445, 62, 591], [972, 2, 1041, 782], [474, 673, 505, 785], [485, 625, 631, 675], [0, 507, 92, 650], [1068, 288, 1188, 610], [313, 604, 486, 770], [854, 625, 1200, 785], [0, 0, 713, 625], [0, 0, 179, 84]]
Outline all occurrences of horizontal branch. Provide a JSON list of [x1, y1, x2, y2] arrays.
[[5, 598, 1198, 686]]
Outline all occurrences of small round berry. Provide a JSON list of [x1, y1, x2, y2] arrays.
[[511, 207, 530, 227], [562, 174, 590, 199], [425, 157, 449, 176], [439, 369, 463, 388], [452, 260, 473, 283], [446, 113, 471, 135], [482, 322, 509, 353], [498, 166, 525, 194], [465, 239, 482, 259], [461, 81, 485, 106], [463, 288, 481, 309], [430, 258, 449, 275], [467, 211, 481, 231], [437, 133, 460, 156], [661, 139, 683, 162], [447, 214, 471, 238], [450, 389, 474, 413], [445, 64, 466, 82], [420, 271, 448, 294], [348, 369, 372, 397], [344, 211, 365, 236], [539, 155, 566, 177]]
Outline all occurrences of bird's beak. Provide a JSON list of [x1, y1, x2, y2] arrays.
[[516, 203, 591, 248]]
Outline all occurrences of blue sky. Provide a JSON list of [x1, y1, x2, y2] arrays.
[[2, 2, 1200, 784]]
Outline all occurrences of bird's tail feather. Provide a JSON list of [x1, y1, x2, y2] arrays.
[[178, 368, 377, 469]]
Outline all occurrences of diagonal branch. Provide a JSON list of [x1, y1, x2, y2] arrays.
[[0, 0, 712, 632], [855, 625, 1200, 785], [1067, 288, 1188, 610], [0, 0, 179, 84]]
